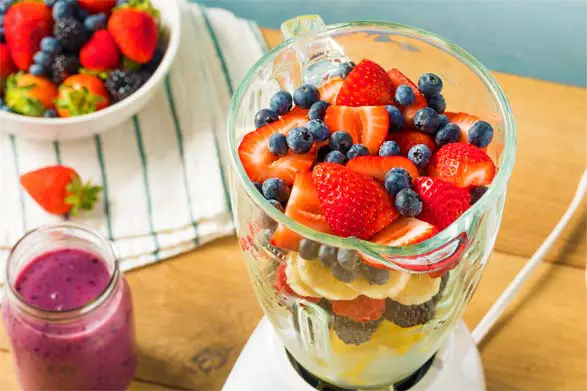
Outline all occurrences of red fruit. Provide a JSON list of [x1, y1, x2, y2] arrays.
[[108, 8, 158, 64], [429, 143, 496, 188], [78, 0, 117, 14], [0, 43, 17, 79], [387, 131, 436, 155], [335, 59, 394, 107], [4, 2, 53, 71], [271, 172, 332, 250], [445, 112, 480, 144], [56, 74, 111, 117], [312, 163, 398, 239], [387, 68, 427, 126], [20, 166, 102, 216], [238, 109, 313, 185], [5, 73, 58, 116], [274, 263, 320, 303], [80, 30, 121, 72], [324, 105, 361, 143], [318, 77, 344, 104], [331, 295, 385, 323], [346, 156, 419, 182], [370, 217, 438, 247], [413, 177, 471, 230]]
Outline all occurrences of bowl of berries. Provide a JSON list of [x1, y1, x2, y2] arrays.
[[0, 0, 181, 140]]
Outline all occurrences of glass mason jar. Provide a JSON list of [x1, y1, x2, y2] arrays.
[[227, 16, 516, 389], [2, 223, 137, 391]]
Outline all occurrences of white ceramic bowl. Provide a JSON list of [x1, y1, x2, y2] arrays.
[[0, 0, 181, 141]]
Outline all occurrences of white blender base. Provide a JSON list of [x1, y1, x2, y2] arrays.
[[222, 317, 485, 391]]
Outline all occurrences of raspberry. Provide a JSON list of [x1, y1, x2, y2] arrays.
[[105, 70, 146, 102], [331, 295, 385, 323], [332, 316, 382, 345], [51, 54, 80, 85], [54, 18, 89, 52]]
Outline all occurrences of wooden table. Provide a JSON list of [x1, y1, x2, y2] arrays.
[[1, 29, 586, 391]]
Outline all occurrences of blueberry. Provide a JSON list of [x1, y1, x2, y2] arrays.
[[0, 105, 12, 112], [268, 199, 284, 212], [254, 108, 278, 128], [470, 186, 488, 205], [337, 249, 360, 271], [438, 114, 449, 128], [116, 0, 128, 5], [395, 188, 423, 217], [328, 130, 353, 152], [468, 120, 494, 148], [385, 104, 404, 131], [43, 109, 57, 118], [418, 73, 443, 97], [262, 178, 290, 203], [414, 107, 440, 134], [308, 100, 329, 121], [293, 84, 320, 109], [299, 239, 320, 260], [45, 0, 58, 6], [319, 245, 338, 268], [324, 150, 346, 165], [379, 140, 401, 157], [286, 126, 314, 153], [346, 144, 369, 160], [384, 168, 412, 197], [317, 145, 331, 162], [84, 13, 107, 32], [76, 7, 90, 21], [331, 263, 360, 282], [408, 144, 432, 169], [306, 119, 330, 142], [394, 85, 415, 106], [53, 0, 75, 20], [268, 133, 288, 156], [334, 61, 355, 79], [0, 1, 12, 13], [427, 94, 446, 113], [143, 47, 164, 73], [435, 123, 461, 146], [253, 181, 263, 193], [40, 37, 62, 54], [29, 64, 47, 76], [362, 265, 390, 285], [33, 51, 53, 68], [269, 90, 293, 115]]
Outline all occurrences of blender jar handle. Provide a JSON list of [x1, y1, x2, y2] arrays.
[[281, 15, 326, 40]]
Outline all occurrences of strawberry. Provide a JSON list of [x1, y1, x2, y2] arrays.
[[387, 131, 436, 155], [324, 105, 361, 144], [274, 263, 319, 303], [5, 73, 58, 117], [271, 172, 332, 250], [80, 30, 121, 72], [318, 77, 343, 103], [331, 295, 385, 322], [413, 177, 471, 230], [78, 0, 117, 14], [335, 59, 394, 107], [346, 156, 419, 182], [4, 2, 53, 71], [56, 74, 111, 117], [445, 112, 480, 144], [428, 143, 496, 188], [238, 109, 313, 185], [108, 7, 158, 64], [312, 163, 398, 239], [20, 166, 102, 216], [0, 43, 17, 79], [387, 68, 427, 126]]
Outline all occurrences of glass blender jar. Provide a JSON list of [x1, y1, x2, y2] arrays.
[[227, 16, 516, 389]]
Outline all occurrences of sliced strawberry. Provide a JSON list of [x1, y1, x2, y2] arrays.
[[387, 131, 436, 156], [335, 59, 394, 107], [355, 106, 389, 155], [387, 68, 427, 126], [238, 109, 313, 185], [271, 172, 331, 250], [324, 105, 361, 143], [318, 77, 344, 104], [445, 112, 480, 143], [429, 143, 496, 188], [413, 177, 471, 230], [274, 263, 320, 303], [313, 163, 398, 239], [346, 156, 419, 182], [331, 295, 385, 322]]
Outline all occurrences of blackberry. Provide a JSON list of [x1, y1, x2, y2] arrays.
[[105, 70, 145, 102], [54, 18, 88, 52], [51, 54, 80, 84], [332, 316, 381, 345]]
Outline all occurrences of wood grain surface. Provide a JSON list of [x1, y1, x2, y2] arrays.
[[0, 28, 585, 391]]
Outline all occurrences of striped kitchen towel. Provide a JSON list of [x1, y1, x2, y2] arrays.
[[0, 2, 269, 286]]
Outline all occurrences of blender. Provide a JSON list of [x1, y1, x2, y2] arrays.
[[223, 15, 516, 390]]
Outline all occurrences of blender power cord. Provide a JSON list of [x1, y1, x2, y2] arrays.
[[472, 169, 587, 345]]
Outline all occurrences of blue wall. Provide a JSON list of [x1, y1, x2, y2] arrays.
[[197, 0, 587, 87]]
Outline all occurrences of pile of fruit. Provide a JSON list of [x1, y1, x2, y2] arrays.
[[238, 59, 497, 346], [0, 0, 165, 118]]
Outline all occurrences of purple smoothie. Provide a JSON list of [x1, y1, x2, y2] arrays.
[[2, 248, 137, 391]]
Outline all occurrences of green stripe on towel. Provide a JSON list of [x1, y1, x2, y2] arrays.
[[200, 6, 234, 94], [94, 135, 114, 241], [53, 142, 62, 165]]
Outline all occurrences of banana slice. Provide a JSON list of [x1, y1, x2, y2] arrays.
[[346, 271, 411, 299], [393, 274, 441, 305], [286, 256, 322, 298], [295, 254, 360, 300]]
